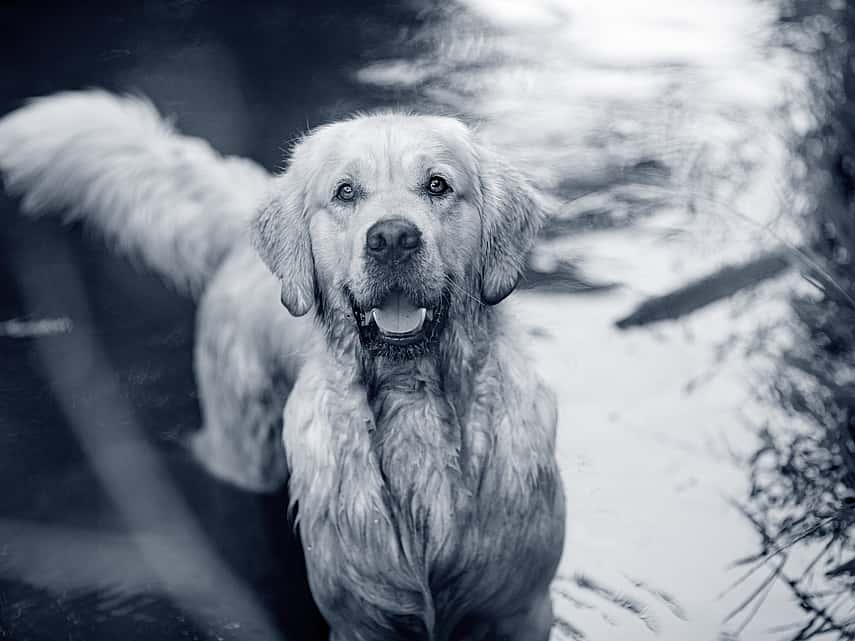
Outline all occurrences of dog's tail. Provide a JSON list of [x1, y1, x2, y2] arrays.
[[0, 90, 271, 296]]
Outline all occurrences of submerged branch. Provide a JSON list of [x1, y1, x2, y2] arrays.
[[615, 248, 793, 329]]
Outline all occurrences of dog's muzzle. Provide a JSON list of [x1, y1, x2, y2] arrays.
[[348, 217, 448, 357]]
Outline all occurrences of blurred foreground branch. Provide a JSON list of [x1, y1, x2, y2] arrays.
[[0, 316, 72, 337]]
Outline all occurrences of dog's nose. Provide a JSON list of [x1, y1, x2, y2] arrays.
[[365, 218, 422, 263]]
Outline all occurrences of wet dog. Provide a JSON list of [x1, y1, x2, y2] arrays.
[[0, 91, 565, 641]]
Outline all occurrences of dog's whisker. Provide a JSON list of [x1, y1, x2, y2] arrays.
[[443, 275, 481, 306]]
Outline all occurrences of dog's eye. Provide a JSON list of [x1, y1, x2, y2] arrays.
[[336, 183, 355, 201], [427, 176, 451, 196]]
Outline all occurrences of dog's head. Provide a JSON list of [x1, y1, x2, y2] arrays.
[[253, 113, 543, 360]]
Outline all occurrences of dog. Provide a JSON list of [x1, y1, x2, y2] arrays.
[[0, 91, 565, 641]]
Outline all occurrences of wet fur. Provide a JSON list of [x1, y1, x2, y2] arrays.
[[0, 92, 565, 640]]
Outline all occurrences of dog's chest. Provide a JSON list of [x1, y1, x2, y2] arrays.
[[284, 362, 561, 638], [369, 387, 473, 564]]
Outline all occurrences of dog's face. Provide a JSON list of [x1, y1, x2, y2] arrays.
[[253, 113, 543, 360]]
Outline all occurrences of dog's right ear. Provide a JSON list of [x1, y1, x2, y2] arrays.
[[252, 171, 315, 317]]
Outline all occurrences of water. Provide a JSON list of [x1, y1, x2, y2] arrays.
[[1, 1, 852, 640]]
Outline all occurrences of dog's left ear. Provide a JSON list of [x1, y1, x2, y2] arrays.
[[252, 170, 315, 317], [477, 145, 546, 305]]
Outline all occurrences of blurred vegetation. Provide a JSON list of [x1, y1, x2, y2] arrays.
[[734, 1, 855, 638]]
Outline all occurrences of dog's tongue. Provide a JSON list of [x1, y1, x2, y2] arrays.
[[371, 293, 426, 335]]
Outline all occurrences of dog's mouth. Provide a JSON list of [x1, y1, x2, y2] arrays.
[[350, 289, 445, 355]]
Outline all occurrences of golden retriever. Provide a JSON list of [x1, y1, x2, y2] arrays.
[[0, 91, 565, 641]]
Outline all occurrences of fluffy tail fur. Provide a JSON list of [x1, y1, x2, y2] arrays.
[[0, 90, 271, 295]]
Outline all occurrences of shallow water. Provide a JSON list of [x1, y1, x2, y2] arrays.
[[1, 1, 852, 640]]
